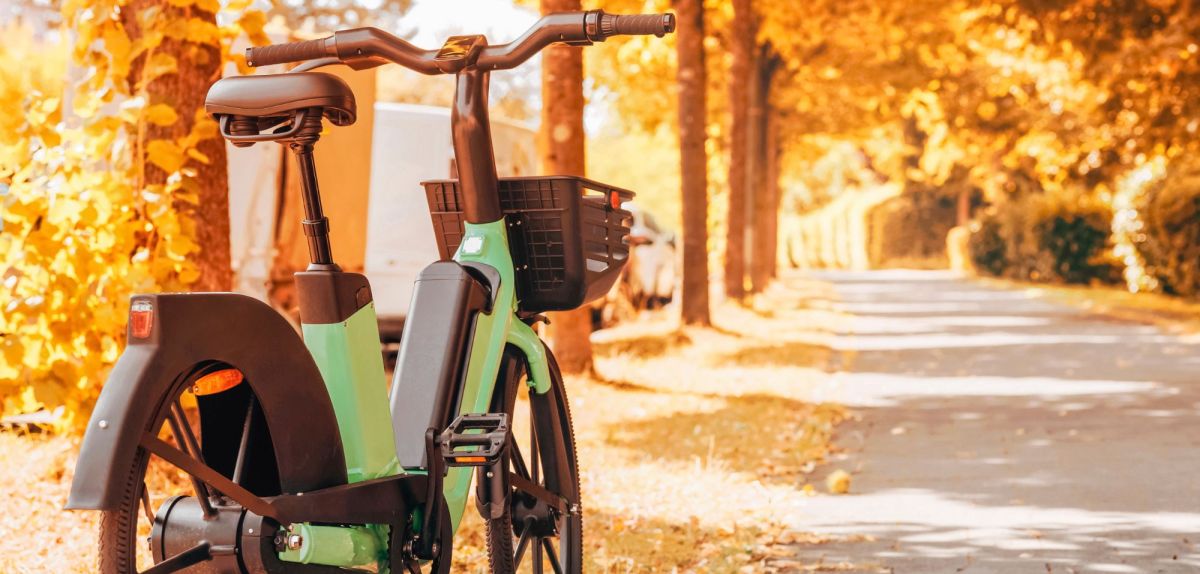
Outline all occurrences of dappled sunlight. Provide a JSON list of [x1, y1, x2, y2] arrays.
[[834, 331, 1136, 353], [791, 487, 1200, 572], [571, 274, 855, 570], [786, 270, 1200, 572], [823, 373, 1163, 408]]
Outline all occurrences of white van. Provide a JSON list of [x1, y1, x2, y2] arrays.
[[226, 102, 537, 341], [363, 103, 539, 340]]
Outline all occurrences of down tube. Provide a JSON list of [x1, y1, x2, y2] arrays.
[[444, 220, 517, 531]]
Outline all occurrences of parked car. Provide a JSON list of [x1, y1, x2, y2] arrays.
[[626, 204, 677, 307], [593, 204, 678, 328]]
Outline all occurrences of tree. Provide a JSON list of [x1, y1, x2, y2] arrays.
[[0, 0, 265, 426], [748, 46, 779, 293], [122, 0, 232, 291], [675, 0, 711, 325], [541, 0, 594, 374], [723, 0, 754, 300]]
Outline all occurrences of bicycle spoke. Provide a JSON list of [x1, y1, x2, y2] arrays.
[[532, 535, 543, 574], [509, 433, 531, 481], [139, 541, 211, 574], [140, 482, 155, 523], [530, 407, 540, 485], [541, 538, 564, 574], [169, 401, 205, 463], [232, 395, 255, 485], [141, 432, 278, 520], [513, 516, 535, 566], [166, 404, 215, 518]]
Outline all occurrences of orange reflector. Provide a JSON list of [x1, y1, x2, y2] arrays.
[[192, 369, 244, 396], [609, 192, 621, 210], [455, 456, 487, 464]]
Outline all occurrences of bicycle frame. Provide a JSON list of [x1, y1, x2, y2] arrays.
[[70, 12, 672, 572], [276, 44, 552, 570]]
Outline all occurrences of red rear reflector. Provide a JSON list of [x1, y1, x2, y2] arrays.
[[192, 369, 245, 396], [130, 300, 154, 339], [609, 192, 621, 209]]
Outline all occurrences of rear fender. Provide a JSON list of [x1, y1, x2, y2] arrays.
[[67, 293, 348, 510]]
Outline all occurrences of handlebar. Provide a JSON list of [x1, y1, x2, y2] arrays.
[[246, 9, 675, 73]]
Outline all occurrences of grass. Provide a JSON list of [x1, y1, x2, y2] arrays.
[[0, 273, 849, 573]]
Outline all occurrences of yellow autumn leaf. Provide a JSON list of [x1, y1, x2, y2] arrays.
[[825, 469, 852, 495], [184, 18, 220, 45], [977, 100, 998, 121], [101, 27, 132, 79], [146, 139, 186, 173], [145, 103, 179, 127], [186, 147, 210, 164], [140, 52, 178, 87], [195, 0, 220, 13], [236, 10, 269, 46]]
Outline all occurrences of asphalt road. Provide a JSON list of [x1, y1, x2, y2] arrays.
[[787, 270, 1200, 574]]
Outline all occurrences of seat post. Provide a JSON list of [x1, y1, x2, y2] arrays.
[[288, 108, 339, 271]]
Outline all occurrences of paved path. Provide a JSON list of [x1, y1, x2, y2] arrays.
[[788, 270, 1200, 573]]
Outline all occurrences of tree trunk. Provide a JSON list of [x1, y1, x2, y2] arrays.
[[763, 110, 781, 279], [540, 0, 593, 374], [674, 0, 711, 326], [956, 187, 971, 226], [123, 0, 232, 292], [749, 48, 777, 292], [723, 0, 753, 301]]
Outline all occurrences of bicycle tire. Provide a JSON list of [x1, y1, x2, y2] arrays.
[[485, 347, 584, 574]]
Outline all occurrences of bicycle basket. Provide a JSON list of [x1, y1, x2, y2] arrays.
[[423, 176, 634, 313]]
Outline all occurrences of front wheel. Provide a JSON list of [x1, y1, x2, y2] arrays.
[[485, 348, 584, 573]]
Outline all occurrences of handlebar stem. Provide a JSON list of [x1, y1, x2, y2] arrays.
[[452, 68, 502, 223]]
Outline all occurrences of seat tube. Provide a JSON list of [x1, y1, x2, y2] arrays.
[[451, 67, 503, 224]]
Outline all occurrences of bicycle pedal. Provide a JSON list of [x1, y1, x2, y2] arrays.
[[439, 413, 508, 467]]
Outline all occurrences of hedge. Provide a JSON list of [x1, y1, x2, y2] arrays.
[[1134, 160, 1200, 297], [969, 192, 1120, 285]]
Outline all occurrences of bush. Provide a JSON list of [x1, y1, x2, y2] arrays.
[[968, 213, 1007, 276], [867, 186, 958, 268], [969, 192, 1119, 284], [1134, 160, 1200, 297]]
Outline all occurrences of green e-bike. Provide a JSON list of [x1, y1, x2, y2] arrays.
[[67, 10, 675, 574]]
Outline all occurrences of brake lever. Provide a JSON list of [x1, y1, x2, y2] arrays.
[[290, 56, 389, 73]]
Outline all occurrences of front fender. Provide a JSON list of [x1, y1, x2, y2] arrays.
[[67, 293, 348, 510]]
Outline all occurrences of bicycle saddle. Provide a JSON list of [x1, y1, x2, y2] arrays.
[[205, 72, 356, 126]]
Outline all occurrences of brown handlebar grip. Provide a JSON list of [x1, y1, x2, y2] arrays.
[[601, 13, 676, 38], [246, 38, 330, 67]]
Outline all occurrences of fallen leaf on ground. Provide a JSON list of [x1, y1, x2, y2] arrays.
[[826, 469, 852, 494]]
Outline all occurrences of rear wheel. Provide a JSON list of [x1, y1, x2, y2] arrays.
[[97, 363, 285, 573], [485, 349, 584, 574]]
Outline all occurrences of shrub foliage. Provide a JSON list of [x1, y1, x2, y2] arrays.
[[0, 3, 266, 429], [1134, 161, 1200, 297], [969, 192, 1118, 285]]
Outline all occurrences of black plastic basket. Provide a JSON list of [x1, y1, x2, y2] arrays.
[[423, 176, 635, 312]]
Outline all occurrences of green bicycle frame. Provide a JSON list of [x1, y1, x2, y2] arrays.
[[280, 218, 551, 569]]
